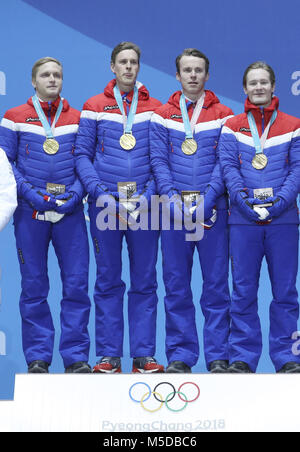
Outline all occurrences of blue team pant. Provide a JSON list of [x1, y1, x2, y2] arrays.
[[229, 224, 300, 372], [161, 210, 230, 369], [14, 207, 91, 368], [89, 202, 159, 358]]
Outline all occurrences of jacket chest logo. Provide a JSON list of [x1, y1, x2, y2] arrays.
[[25, 117, 41, 123], [104, 104, 119, 111]]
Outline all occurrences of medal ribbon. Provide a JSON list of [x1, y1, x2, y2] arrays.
[[32, 95, 63, 139], [113, 84, 139, 134], [247, 109, 277, 155], [179, 93, 205, 139]]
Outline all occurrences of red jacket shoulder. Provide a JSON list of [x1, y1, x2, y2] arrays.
[[82, 93, 108, 112], [223, 113, 247, 131], [153, 101, 176, 119], [3, 103, 33, 122], [64, 105, 81, 123], [213, 103, 234, 119]]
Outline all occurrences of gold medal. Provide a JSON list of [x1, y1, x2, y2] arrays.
[[43, 138, 59, 155], [181, 138, 197, 155], [252, 153, 268, 170], [120, 133, 136, 150]]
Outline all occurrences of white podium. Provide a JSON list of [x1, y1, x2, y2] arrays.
[[0, 373, 299, 432]]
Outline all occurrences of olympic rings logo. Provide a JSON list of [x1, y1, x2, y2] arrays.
[[129, 381, 200, 412]]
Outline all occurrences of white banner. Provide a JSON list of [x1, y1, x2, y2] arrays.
[[0, 373, 299, 433]]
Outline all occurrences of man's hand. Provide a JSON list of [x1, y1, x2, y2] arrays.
[[55, 192, 81, 215], [236, 191, 262, 222], [266, 197, 288, 218], [203, 186, 217, 220], [21, 183, 57, 211]]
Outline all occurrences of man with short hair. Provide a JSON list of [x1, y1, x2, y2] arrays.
[[150, 48, 233, 373], [218, 61, 300, 373], [0, 57, 91, 373], [75, 42, 164, 373], [0, 148, 17, 231]]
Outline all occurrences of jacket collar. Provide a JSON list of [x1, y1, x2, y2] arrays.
[[168, 89, 220, 109], [244, 96, 279, 114], [27, 95, 69, 113], [104, 79, 150, 102]]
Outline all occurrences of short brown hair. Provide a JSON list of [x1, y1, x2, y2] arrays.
[[32, 57, 63, 81], [243, 61, 275, 87], [111, 42, 141, 64], [176, 48, 209, 74]]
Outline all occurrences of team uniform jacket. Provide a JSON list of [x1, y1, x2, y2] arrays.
[[149, 90, 233, 369], [0, 148, 17, 231], [0, 96, 90, 368], [218, 96, 300, 224], [74, 79, 161, 359], [149, 90, 233, 209], [218, 96, 300, 372], [0, 96, 84, 209], [75, 79, 161, 198]]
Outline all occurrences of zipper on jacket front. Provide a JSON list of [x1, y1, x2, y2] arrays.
[[128, 148, 132, 178], [122, 95, 132, 178], [260, 107, 265, 134], [47, 102, 55, 181], [192, 152, 197, 188], [48, 102, 52, 126]]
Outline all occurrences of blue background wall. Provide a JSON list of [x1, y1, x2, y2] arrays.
[[0, 0, 299, 399]]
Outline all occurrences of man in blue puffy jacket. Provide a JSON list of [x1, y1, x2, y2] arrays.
[[218, 61, 300, 373], [0, 57, 91, 373], [150, 48, 233, 373], [75, 42, 164, 374]]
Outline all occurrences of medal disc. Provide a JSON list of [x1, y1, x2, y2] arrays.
[[120, 133, 136, 150], [252, 153, 268, 170], [181, 138, 197, 155], [43, 139, 59, 155]]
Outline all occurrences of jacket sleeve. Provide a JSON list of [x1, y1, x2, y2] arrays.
[[206, 159, 226, 198], [276, 127, 300, 205], [149, 112, 175, 195], [218, 124, 246, 202], [74, 104, 108, 197], [0, 148, 17, 231], [206, 110, 235, 197], [68, 177, 86, 200], [139, 175, 157, 199]]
